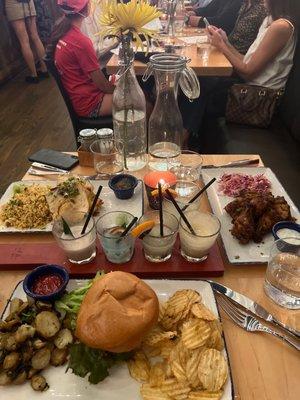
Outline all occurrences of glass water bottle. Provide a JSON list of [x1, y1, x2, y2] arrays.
[[113, 38, 147, 171], [143, 53, 200, 171]]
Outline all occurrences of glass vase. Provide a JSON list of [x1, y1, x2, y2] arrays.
[[112, 37, 147, 171]]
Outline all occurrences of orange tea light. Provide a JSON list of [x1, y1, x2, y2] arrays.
[[144, 171, 177, 210]]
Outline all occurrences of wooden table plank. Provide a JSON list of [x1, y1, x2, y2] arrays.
[[0, 154, 299, 400]]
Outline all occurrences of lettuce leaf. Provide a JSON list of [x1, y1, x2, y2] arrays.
[[67, 343, 132, 384]]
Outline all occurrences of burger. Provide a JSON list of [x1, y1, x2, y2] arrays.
[[75, 271, 159, 353]]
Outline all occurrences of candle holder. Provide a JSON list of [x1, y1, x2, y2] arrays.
[[144, 171, 177, 210]]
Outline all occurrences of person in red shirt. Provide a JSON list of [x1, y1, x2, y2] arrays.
[[47, 0, 114, 117]]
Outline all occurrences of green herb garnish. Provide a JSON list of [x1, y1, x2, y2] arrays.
[[20, 308, 37, 324], [13, 184, 25, 195], [57, 177, 80, 198], [67, 343, 132, 384]]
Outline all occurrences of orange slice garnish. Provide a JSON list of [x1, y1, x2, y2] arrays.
[[131, 220, 155, 238], [151, 188, 178, 197]]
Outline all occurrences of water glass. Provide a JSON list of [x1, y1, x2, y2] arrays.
[[90, 139, 124, 179], [96, 211, 136, 264], [52, 218, 97, 264], [139, 210, 179, 263], [168, 150, 203, 180], [179, 210, 220, 262], [264, 238, 300, 309]]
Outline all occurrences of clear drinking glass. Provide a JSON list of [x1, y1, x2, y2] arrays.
[[90, 139, 124, 179], [264, 238, 300, 309], [139, 210, 179, 263], [179, 210, 221, 262], [168, 150, 203, 180], [96, 211, 136, 264], [163, 180, 201, 216], [52, 218, 97, 264]]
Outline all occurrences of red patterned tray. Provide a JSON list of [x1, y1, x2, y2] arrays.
[[0, 239, 224, 278]]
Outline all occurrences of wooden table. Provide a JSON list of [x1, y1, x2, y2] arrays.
[[0, 154, 299, 400], [106, 30, 233, 77]]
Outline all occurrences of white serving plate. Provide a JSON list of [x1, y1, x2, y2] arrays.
[[1, 279, 233, 400], [0, 180, 144, 233], [202, 167, 300, 264]]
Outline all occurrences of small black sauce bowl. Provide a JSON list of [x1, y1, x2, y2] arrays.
[[272, 221, 300, 241], [108, 174, 138, 200], [23, 264, 69, 302]]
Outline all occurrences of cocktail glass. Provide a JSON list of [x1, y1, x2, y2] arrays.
[[179, 210, 221, 262], [163, 180, 201, 216], [96, 211, 136, 264], [139, 210, 179, 263], [52, 218, 97, 264]]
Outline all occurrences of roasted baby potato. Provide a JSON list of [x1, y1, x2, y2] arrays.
[[0, 371, 11, 386], [31, 347, 51, 370], [9, 298, 23, 315], [31, 375, 49, 391], [50, 347, 68, 366], [15, 324, 36, 343], [35, 311, 60, 339], [54, 328, 73, 349], [3, 351, 20, 370]]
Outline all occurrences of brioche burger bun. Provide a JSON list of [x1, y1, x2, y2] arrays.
[[75, 271, 159, 353]]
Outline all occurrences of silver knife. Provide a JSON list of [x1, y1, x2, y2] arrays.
[[31, 162, 67, 173], [203, 158, 260, 169], [210, 281, 300, 339]]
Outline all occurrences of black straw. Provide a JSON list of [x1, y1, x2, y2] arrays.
[[81, 185, 103, 234], [165, 189, 196, 235], [182, 177, 216, 212], [158, 182, 164, 237], [121, 217, 138, 237]]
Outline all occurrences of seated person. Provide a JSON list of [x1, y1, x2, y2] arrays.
[[47, 0, 114, 118], [180, 0, 297, 140], [188, 0, 243, 34], [228, 0, 267, 54], [81, 1, 118, 61]]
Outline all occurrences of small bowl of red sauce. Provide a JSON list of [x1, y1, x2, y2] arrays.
[[23, 264, 69, 301]]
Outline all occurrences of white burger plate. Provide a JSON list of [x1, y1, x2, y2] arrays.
[[202, 167, 299, 264], [1, 279, 234, 400], [0, 180, 144, 233]]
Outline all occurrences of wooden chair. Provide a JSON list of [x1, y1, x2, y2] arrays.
[[45, 57, 113, 146]]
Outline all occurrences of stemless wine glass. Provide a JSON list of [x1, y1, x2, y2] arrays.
[[264, 237, 300, 309], [90, 139, 124, 179]]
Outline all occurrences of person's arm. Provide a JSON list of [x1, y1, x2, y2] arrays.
[[209, 25, 243, 59], [208, 20, 293, 81], [204, 0, 242, 34], [90, 70, 114, 94]]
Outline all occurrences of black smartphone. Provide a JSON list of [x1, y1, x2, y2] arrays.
[[28, 149, 79, 171]]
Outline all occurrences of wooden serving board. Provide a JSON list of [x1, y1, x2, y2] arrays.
[[0, 238, 224, 278]]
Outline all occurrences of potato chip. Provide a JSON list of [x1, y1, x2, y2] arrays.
[[161, 378, 191, 400], [171, 359, 187, 382], [127, 351, 150, 382], [206, 328, 224, 351], [185, 347, 205, 389], [198, 349, 228, 391], [142, 344, 162, 358], [182, 319, 211, 350], [191, 303, 217, 321], [188, 390, 223, 399], [143, 329, 177, 347], [160, 339, 177, 359], [140, 383, 170, 400], [170, 340, 191, 368], [161, 290, 201, 330], [159, 302, 167, 323], [149, 362, 166, 387]]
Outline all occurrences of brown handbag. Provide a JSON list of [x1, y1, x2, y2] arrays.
[[226, 84, 284, 128]]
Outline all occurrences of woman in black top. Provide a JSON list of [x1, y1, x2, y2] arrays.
[[228, 0, 267, 54], [188, 0, 243, 34]]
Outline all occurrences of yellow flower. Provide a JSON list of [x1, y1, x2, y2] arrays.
[[98, 0, 161, 50]]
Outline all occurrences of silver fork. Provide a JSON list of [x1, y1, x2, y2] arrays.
[[217, 295, 300, 351]]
